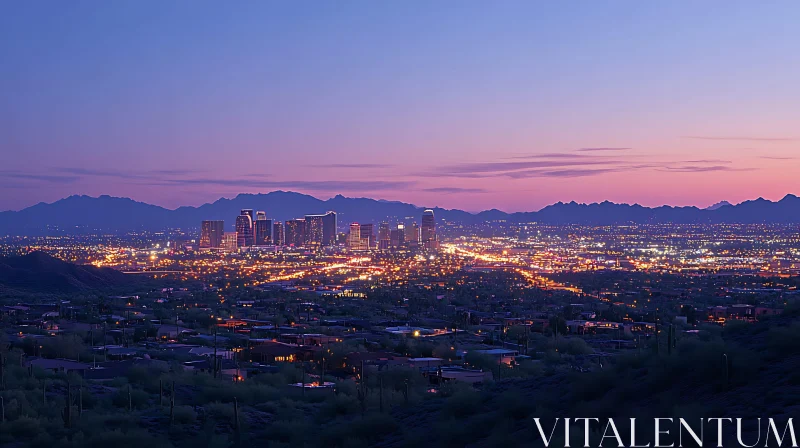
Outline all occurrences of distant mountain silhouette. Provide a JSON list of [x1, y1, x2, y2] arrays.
[[705, 201, 733, 210], [0, 251, 132, 293], [1, 191, 799, 235]]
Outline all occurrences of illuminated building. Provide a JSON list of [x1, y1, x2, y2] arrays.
[[322, 211, 337, 246], [304, 214, 324, 246], [254, 212, 272, 246], [236, 210, 254, 247], [378, 222, 390, 250], [200, 220, 224, 249], [421, 209, 436, 249], [360, 223, 374, 249], [405, 221, 420, 248], [304, 211, 337, 246], [285, 219, 306, 247], [348, 223, 369, 250], [222, 232, 238, 252], [273, 221, 284, 246], [396, 224, 405, 248]]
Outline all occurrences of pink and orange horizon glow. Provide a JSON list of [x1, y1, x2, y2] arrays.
[[2, 2, 799, 212]]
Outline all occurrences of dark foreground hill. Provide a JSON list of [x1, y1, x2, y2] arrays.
[[374, 314, 800, 447], [0, 309, 797, 447], [0, 251, 132, 294], [2, 191, 800, 235]]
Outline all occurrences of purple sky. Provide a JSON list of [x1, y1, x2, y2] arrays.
[[2, 1, 799, 212]]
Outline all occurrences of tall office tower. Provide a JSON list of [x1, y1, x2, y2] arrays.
[[222, 232, 238, 252], [304, 211, 337, 246], [396, 224, 405, 248], [321, 211, 337, 246], [241, 209, 254, 221], [378, 222, 390, 250], [235, 212, 254, 247], [390, 228, 400, 248], [359, 223, 374, 249], [304, 214, 324, 246], [256, 211, 266, 221], [273, 222, 284, 246], [200, 220, 224, 249], [254, 216, 272, 246], [421, 209, 436, 247], [348, 223, 362, 250], [284, 219, 306, 247], [405, 222, 420, 248]]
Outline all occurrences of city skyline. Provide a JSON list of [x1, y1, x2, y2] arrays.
[[3, 2, 800, 212]]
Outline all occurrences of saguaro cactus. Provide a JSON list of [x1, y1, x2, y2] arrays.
[[169, 382, 175, 426], [667, 325, 673, 356], [655, 319, 660, 355], [233, 397, 241, 446], [379, 376, 384, 412], [62, 382, 71, 428], [722, 353, 730, 389], [0, 353, 5, 390]]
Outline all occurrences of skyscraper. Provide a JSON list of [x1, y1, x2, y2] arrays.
[[254, 212, 272, 246], [396, 224, 405, 249], [235, 211, 254, 247], [285, 219, 306, 247], [273, 221, 284, 246], [321, 211, 337, 246], [405, 221, 420, 248], [378, 222, 390, 250], [222, 232, 238, 252], [304, 211, 337, 246], [305, 214, 324, 246], [348, 223, 363, 250], [200, 220, 224, 249], [421, 209, 436, 248], [360, 223, 374, 249]]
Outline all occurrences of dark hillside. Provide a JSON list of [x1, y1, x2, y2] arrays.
[[0, 251, 132, 293], [376, 313, 800, 447]]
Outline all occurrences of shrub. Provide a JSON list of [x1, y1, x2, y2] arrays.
[[172, 405, 197, 424]]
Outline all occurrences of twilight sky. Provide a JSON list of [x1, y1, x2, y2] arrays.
[[2, 1, 799, 212]]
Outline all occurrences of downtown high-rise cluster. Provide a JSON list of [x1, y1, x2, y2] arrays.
[[199, 208, 437, 252]]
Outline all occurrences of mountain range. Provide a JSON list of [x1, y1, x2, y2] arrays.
[[1, 191, 800, 235]]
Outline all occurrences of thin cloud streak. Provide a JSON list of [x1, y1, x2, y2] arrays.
[[683, 136, 796, 142], [576, 147, 631, 152], [55, 167, 204, 180], [318, 163, 395, 169], [683, 159, 732, 164], [422, 187, 487, 193], [164, 178, 416, 191], [658, 165, 756, 173], [504, 168, 623, 179], [502, 153, 603, 160], [0, 170, 80, 183], [428, 159, 613, 177]]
